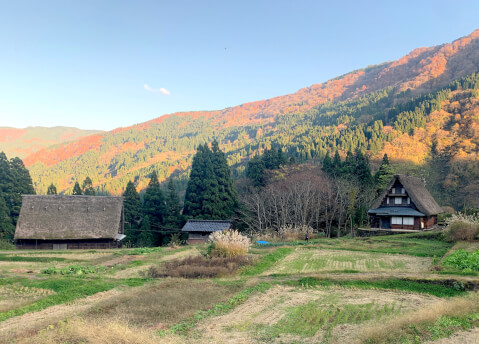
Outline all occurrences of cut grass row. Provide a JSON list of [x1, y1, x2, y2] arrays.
[[0, 277, 147, 323], [286, 277, 467, 297]]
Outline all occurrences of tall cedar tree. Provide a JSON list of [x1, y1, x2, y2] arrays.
[[0, 153, 35, 241], [82, 177, 96, 195], [143, 171, 166, 231], [165, 178, 184, 229], [47, 183, 57, 195], [246, 155, 266, 187], [123, 181, 142, 227], [72, 182, 82, 195], [184, 141, 238, 219], [137, 215, 155, 247], [375, 154, 394, 193]]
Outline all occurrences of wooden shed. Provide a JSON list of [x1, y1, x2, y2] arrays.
[[14, 195, 125, 249], [368, 174, 442, 231], [181, 219, 232, 244]]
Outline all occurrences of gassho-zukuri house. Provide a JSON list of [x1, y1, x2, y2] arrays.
[[14, 195, 125, 249], [181, 219, 233, 244], [368, 174, 442, 231]]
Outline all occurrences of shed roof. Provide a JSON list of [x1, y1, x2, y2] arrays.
[[181, 220, 232, 233], [14, 195, 124, 240], [368, 207, 425, 217], [370, 175, 442, 216]]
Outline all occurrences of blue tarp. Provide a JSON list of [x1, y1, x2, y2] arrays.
[[256, 240, 270, 244]]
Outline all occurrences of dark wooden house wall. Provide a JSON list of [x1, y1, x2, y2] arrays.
[[16, 239, 121, 250]]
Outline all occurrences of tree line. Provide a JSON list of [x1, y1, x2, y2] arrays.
[[0, 152, 35, 241]]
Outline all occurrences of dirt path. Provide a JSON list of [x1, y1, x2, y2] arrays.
[[0, 288, 126, 343]]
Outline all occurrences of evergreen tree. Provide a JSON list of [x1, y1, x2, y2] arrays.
[[184, 141, 238, 219], [354, 150, 373, 186], [47, 183, 57, 195], [246, 155, 266, 187], [277, 148, 287, 166], [165, 178, 183, 229], [332, 151, 342, 173], [123, 181, 142, 228], [72, 182, 82, 195], [82, 177, 95, 195], [0, 197, 14, 241], [322, 152, 333, 175], [143, 171, 166, 230], [137, 215, 155, 247], [342, 151, 356, 175], [375, 153, 394, 193], [123, 181, 142, 246]]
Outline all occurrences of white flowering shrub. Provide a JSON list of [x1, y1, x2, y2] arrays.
[[443, 213, 479, 242], [278, 224, 313, 240], [208, 230, 251, 258]]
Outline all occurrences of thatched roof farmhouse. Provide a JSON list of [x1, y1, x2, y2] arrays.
[[368, 174, 442, 231], [15, 195, 124, 249]]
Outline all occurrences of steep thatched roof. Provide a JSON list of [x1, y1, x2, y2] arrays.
[[181, 220, 232, 233], [14, 195, 123, 240], [370, 174, 442, 216]]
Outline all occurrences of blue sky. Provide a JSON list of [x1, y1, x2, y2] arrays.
[[0, 0, 478, 131]]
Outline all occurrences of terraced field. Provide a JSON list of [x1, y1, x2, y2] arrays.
[[266, 248, 431, 274], [0, 232, 477, 344]]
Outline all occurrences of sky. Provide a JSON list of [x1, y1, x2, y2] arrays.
[[0, 1, 478, 131]]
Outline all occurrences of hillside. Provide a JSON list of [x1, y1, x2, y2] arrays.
[[0, 126, 103, 159], [23, 29, 479, 207]]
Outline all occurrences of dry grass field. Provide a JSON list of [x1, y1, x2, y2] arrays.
[[0, 232, 477, 344]]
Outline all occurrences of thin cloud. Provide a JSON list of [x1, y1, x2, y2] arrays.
[[144, 84, 170, 95]]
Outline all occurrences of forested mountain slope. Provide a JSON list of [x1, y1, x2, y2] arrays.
[[23, 29, 479, 208], [0, 126, 102, 159]]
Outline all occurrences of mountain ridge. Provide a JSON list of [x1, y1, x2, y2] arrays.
[[0, 126, 103, 159], [19, 29, 479, 205]]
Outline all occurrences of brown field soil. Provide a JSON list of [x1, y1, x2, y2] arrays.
[[191, 285, 440, 344], [0, 288, 125, 343]]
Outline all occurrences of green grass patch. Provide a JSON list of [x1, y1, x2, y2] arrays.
[[443, 249, 479, 271], [0, 254, 68, 262], [286, 277, 466, 297], [241, 247, 293, 276]]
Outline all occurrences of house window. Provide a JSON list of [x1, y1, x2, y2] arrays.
[[391, 217, 414, 225], [395, 197, 402, 204], [401, 188, 405, 194], [387, 197, 390, 204], [391, 188, 395, 194], [391, 216, 402, 224], [407, 197, 410, 204]]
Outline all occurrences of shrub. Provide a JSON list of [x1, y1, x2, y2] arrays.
[[278, 224, 314, 240], [443, 213, 479, 242], [443, 249, 479, 271], [146, 255, 252, 278], [0, 240, 15, 250], [208, 230, 251, 258], [41, 265, 106, 275]]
